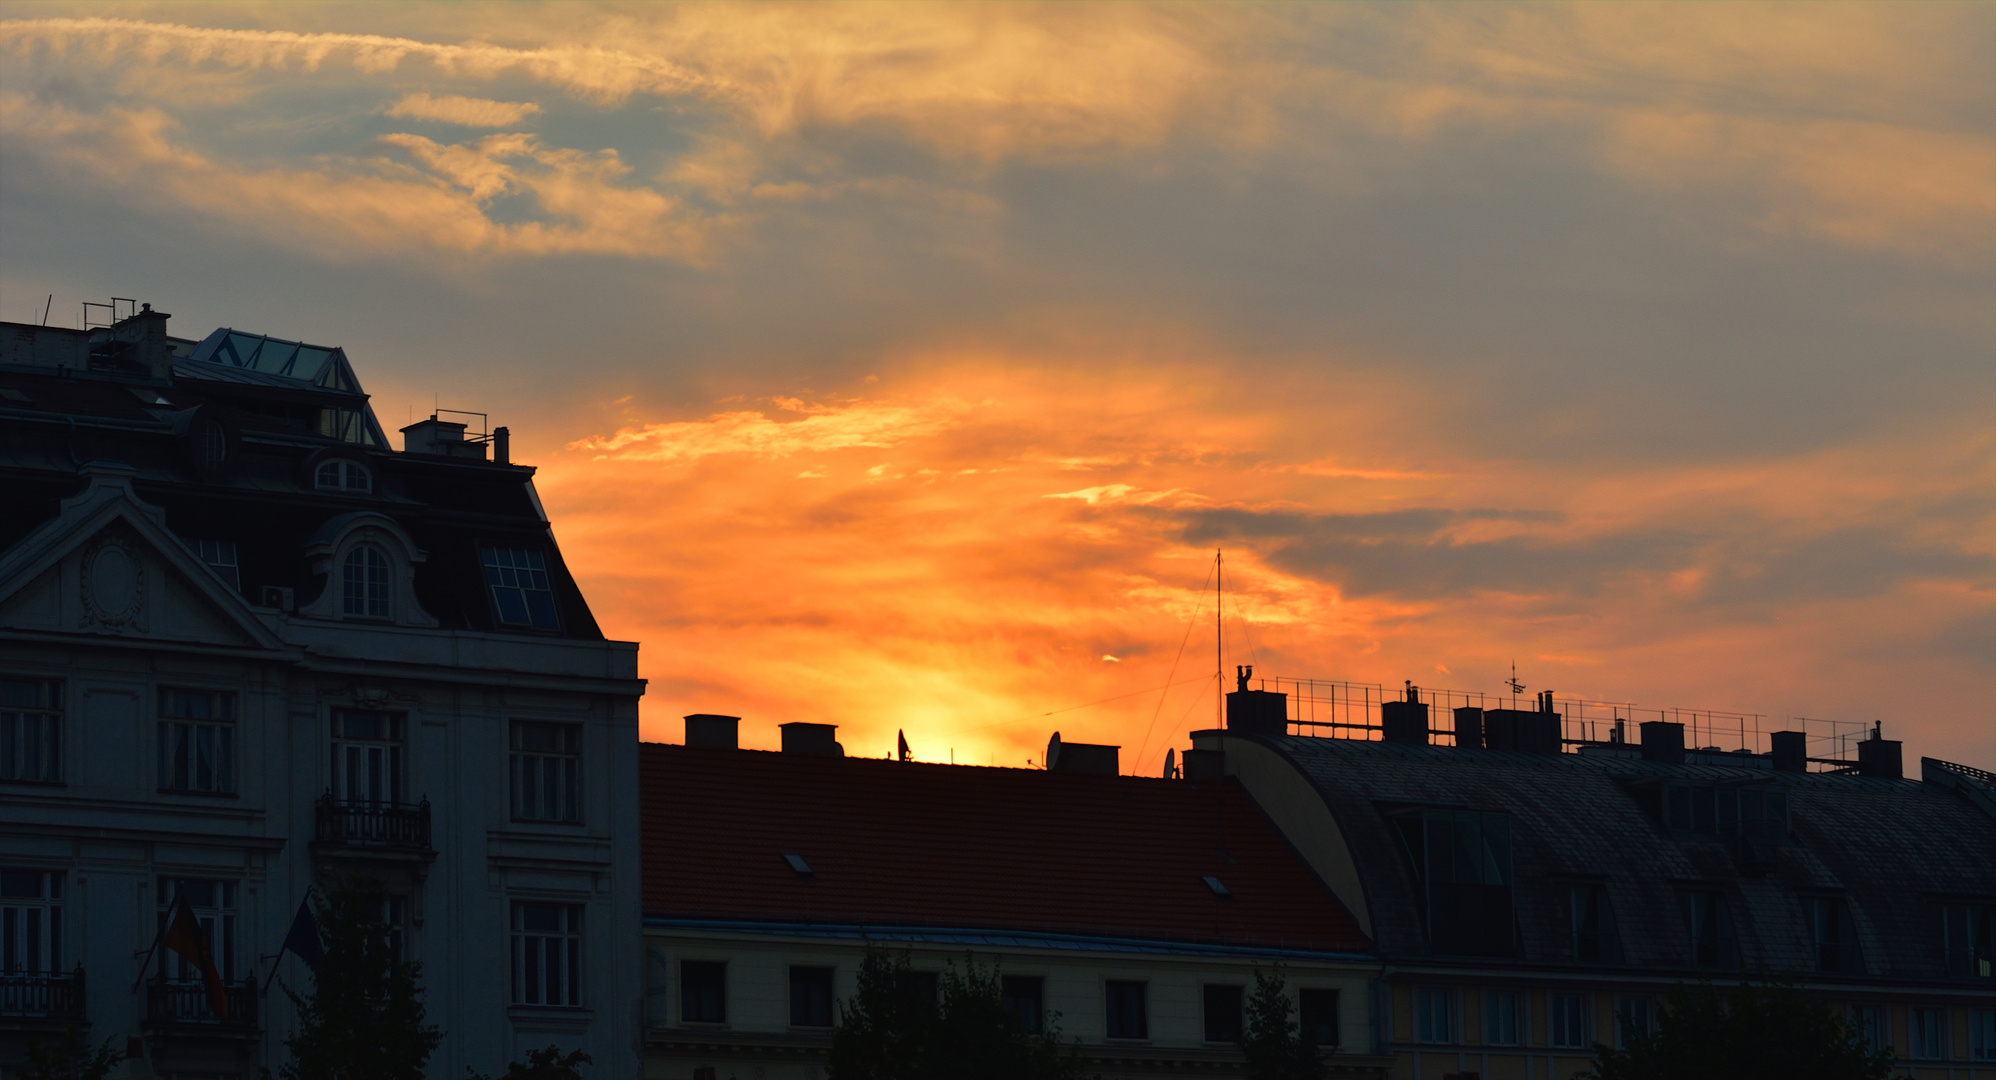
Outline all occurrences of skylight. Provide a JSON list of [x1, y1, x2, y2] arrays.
[[783, 854, 815, 878], [1202, 875, 1231, 897]]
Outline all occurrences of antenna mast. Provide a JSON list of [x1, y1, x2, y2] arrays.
[[1215, 548, 1223, 731]]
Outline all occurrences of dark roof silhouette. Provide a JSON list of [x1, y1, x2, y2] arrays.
[[1256, 733, 1996, 979], [639, 743, 1370, 954]]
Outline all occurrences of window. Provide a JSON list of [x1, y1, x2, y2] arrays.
[[511, 902, 582, 1007], [1943, 903, 1994, 978], [1549, 993, 1589, 1048], [1003, 976, 1044, 1035], [193, 540, 239, 591], [377, 895, 409, 964], [341, 545, 390, 618], [332, 710, 404, 806], [1, 870, 62, 973], [510, 721, 581, 822], [1615, 997, 1657, 1050], [681, 961, 725, 1023], [480, 547, 560, 630], [1909, 1006, 1945, 1060], [1807, 896, 1862, 974], [197, 421, 227, 470], [0, 679, 62, 784], [1851, 1004, 1888, 1055], [790, 966, 833, 1027], [157, 878, 236, 984], [1390, 809, 1515, 956], [1664, 783, 1787, 838], [158, 689, 235, 795], [1106, 980, 1147, 1039], [1568, 883, 1614, 962], [1682, 890, 1735, 968], [1971, 1009, 1995, 1061], [315, 459, 372, 493], [1483, 990, 1521, 1046], [1299, 988, 1339, 1049], [319, 408, 370, 444], [1414, 988, 1453, 1044], [1203, 984, 1243, 1043]]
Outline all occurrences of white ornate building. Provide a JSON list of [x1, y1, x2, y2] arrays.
[[0, 304, 644, 1079]]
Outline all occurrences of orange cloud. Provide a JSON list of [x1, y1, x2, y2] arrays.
[[385, 92, 541, 127]]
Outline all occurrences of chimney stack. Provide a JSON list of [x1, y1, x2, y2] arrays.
[[1380, 682, 1429, 745], [684, 714, 739, 750], [1856, 722, 1903, 779], [780, 722, 844, 757], [1048, 740, 1120, 776], [1453, 706, 1484, 749], [1225, 665, 1288, 737], [493, 426, 510, 465], [1770, 730, 1807, 773], [1640, 721, 1686, 765]]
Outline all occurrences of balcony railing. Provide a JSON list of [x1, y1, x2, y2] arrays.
[[315, 794, 432, 850], [0, 968, 87, 1021], [146, 977, 258, 1030]]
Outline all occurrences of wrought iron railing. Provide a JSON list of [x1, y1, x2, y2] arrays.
[[145, 977, 257, 1028], [314, 794, 432, 849], [0, 968, 86, 1020]]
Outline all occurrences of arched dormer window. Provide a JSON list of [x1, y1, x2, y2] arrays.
[[317, 459, 372, 493], [342, 545, 391, 618]]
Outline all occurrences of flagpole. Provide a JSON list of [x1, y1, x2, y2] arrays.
[[131, 905, 168, 993]]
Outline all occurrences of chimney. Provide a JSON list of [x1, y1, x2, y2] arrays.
[[112, 303, 173, 381], [1225, 665, 1288, 737], [1380, 682, 1429, 745], [493, 426, 510, 465], [1640, 721, 1686, 765], [400, 415, 487, 460], [780, 722, 844, 757], [1182, 748, 1224, 782], [1857, 722, 1903, 779], [684, 714, 739, 750], [1454, 706, 1484, 750], [1048, 740, 1120, 776], [1770, 730, 1807, 773]]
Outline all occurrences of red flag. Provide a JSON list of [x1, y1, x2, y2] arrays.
[[162, 895, 228, 1018]]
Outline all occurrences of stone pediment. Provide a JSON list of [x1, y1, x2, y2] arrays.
[[0, 465, 287, 651]]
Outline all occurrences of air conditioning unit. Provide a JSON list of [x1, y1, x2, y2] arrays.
[[260, 586, 295, 611]]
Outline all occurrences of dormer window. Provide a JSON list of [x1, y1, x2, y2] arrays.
[[342, 545, 390, 618], [480, 546, 559, 630], [1390, 807, 1515, 956], [1660, 782, 1787, 839], [316, 459, 372, 493]]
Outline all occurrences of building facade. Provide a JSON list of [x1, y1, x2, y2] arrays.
[[640, 719, 1393, 1079], [1197, 680, 1996, 1079], [0, 306, 645, 1079]]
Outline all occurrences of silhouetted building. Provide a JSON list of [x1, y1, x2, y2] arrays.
[[639, 718, 1392, 1078], [0, 304, 644, 1077], [1192, 680, 1996, 1077]]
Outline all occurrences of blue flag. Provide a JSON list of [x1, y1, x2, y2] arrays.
[[281, 896, 323, 968]]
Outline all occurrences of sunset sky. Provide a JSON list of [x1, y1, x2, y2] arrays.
[[2, 3, 1990, 769]]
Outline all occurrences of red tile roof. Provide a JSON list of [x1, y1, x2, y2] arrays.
[[640, 744, 1369, 953]]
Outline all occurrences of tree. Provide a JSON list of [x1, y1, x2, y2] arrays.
[[467, 1045, 592, 1080], [279, 877, 443, 1080], [1588, 981, 1893, 1080], [826, 948, 1085, 1080], [21, 1027, 120, 1080], [1240, 970, 1325, 1080]]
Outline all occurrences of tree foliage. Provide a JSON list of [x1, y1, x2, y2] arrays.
[[279, 877, 443, 1080], [1588, 981, 1893, 1080], [826, 948, 1086, 1080], [22, 1027, 121, 1080], [1241, 970, 1325, 1080], [467, 1045, 592, 1080]]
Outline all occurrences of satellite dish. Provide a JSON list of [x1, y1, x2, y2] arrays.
[[1046, 732, 1062, 771], [1163, 748, 1177, 779]]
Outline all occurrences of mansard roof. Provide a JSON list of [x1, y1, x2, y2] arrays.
[[639, 742, 1372, 955], [0, 316, 603, 640], [1239, 731, 1996, 984]]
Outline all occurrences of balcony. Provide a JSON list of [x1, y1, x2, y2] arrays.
[[0, 968, 87, 1027], [144, 977, 258, 1034], [314, 795, 432, 851]]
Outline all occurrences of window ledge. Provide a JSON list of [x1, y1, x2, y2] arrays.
[[157, 789, 241, 799], [0, 779, 67, 788]]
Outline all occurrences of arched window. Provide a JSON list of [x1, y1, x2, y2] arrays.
[[342, 545, 390, 618], [316, 460, 372, 493], [198, 421, 228, 471]]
